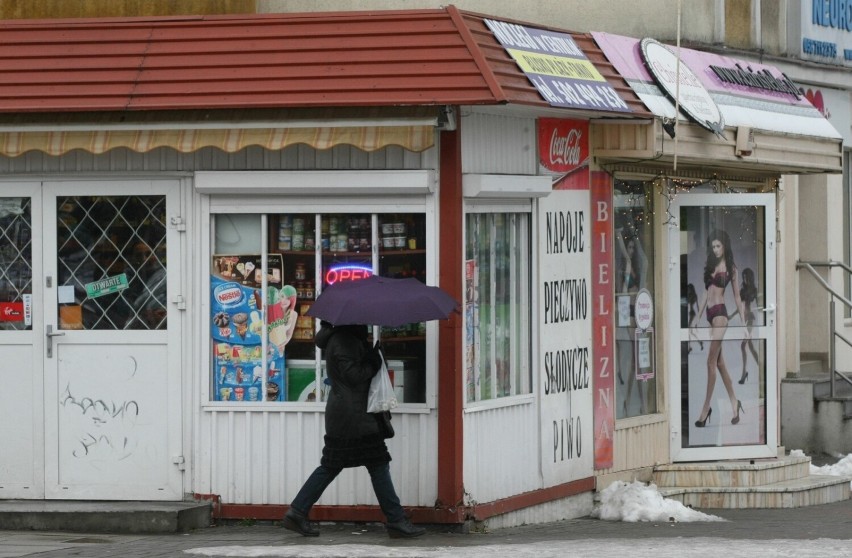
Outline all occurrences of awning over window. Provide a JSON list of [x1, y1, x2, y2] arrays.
[[0, 125, 435, 156]]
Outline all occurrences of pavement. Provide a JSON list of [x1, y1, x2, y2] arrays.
[[2, 498, 852, 558]]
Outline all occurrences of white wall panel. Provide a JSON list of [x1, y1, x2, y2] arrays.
[[461, 112, 537, 176], [463, 402, 539, 503], [199, 410, 438, 506], [0, 344, 40, 497]]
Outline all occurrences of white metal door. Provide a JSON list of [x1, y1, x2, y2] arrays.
[[0, 185, 43, 498], [42, 180, 183, 500], [669, 193, 777, 462]]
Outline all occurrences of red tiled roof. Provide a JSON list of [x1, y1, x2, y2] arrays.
[[0, 6, 648, 116]]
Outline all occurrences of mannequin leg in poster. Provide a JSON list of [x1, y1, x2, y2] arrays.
[[738, 268, 759, 385], [618, 338, 646, 416]]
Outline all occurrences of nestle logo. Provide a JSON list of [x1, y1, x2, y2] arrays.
[[214, 283, 244, 307]]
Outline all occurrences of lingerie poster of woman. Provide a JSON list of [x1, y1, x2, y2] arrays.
[[682, 205, 764, 447]]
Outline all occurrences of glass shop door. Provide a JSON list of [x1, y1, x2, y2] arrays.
[[669, 193, 778, 462]]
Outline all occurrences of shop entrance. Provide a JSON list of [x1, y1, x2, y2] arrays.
[[668, 193, 778, 462], [0, 180, 183, 500]]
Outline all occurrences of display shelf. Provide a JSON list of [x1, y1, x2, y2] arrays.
[[320, 250, 374, 257], [379, 249, 426, 255], [278, 250, 318, 256], [380, 336, 425, 342]]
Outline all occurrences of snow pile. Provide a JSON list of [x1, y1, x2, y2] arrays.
[[591, 480, 726, 523], [791, 449, 852, 486]]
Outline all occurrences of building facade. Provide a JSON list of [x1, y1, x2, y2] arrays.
[[0, 1, 847, 528]]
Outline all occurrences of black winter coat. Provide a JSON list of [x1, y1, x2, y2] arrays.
[[314, 323, 390, 469]]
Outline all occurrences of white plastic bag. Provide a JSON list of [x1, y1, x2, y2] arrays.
[[367, 354, 398, 413]]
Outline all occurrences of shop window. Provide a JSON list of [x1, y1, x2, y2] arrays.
[[614, 180, 658, 418], [0, 197, 32, 331], [57, 195, 167, 331], [464, 212, 532, 404], [210, 212, 427, 404]]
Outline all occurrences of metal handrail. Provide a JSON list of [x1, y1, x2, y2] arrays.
[[796, 260, 852, 396]]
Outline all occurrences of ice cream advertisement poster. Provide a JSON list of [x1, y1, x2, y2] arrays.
[[211, 254, 286, 402]]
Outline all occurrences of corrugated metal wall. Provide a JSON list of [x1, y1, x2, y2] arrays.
[[461, 111, 537, 176], [198, 410, 439, 506], [463, 403, 540, 502]]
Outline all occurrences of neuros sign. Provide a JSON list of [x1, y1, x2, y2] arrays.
[[538, 118, 589, 175]]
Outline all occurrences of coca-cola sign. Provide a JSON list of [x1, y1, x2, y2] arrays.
[[539, 118, 589, 174]]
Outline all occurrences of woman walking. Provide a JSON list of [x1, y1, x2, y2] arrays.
[[282, 321, 425, 539]]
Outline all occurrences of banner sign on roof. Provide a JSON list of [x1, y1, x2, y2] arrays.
[[485, 19, 631, 113], [592, 31, 842, 140], [639, 38, 725, 137]]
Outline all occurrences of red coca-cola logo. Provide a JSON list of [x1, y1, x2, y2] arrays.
[[539, 118, 589, 174]]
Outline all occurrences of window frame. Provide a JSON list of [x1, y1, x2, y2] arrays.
[[463, 198, 535, 412], [198, 174, 437, 413]]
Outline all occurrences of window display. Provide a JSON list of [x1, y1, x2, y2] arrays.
[[210, 212, 428, 404], [0, 197, 32, 331], [464, 212, 531, 403], [614, 180, 657, 418]]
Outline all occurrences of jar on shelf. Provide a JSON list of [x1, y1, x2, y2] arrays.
[[294, 262, 306, 281]]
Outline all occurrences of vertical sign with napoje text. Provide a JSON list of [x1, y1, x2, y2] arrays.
[[538, 188, 593, 486], [485, 19, 631, 113]]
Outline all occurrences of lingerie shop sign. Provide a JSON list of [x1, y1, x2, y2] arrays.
[[538, 188, 594, 486], [640, 38, 725, 137], [485, 19, 631, 112]]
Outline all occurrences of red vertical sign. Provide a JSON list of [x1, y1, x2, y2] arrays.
[[591, 171, 614, 469]]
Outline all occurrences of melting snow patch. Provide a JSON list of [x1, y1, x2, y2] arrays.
[[591, 480, 726, 522]]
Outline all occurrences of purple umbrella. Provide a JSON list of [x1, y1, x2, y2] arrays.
[[305, 275, 458, 327]]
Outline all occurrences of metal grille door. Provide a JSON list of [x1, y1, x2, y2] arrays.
[[56, 195, 167, 331]]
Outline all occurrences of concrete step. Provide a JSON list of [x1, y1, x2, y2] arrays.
[[653, 455, 810, 488], [653, 455, 852, 509], [800, 359, 827, 377], [658, 474, 852, 509], [0, 500, 212, 533], [813, 376, 852, 399]]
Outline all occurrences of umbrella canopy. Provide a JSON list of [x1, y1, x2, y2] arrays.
[[305, 275, 458, 327]]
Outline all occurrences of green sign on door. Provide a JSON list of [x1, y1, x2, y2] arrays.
[[85, 273, 129, 299]]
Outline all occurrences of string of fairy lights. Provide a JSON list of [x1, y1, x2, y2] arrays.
[[607, 171, 771, 244]]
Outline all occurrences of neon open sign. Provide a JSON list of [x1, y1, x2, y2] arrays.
[[325, 265, 373, 285]]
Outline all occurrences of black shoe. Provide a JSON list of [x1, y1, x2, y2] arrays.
[[283, 509, 319, 537], [731, 400, 745, 425], [386, 518, 426, 539], [694, 407, 712, 427]]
